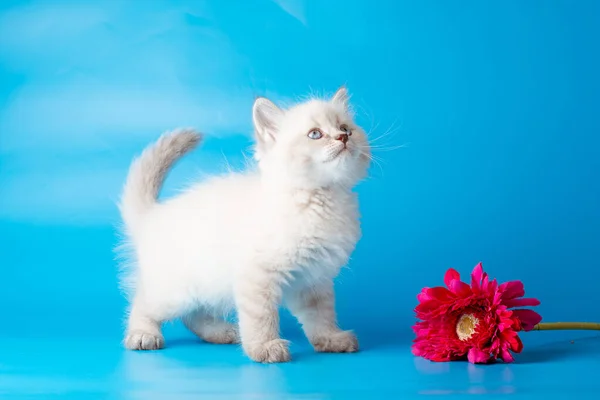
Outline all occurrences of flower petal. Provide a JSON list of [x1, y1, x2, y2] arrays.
[[467, 347, 490, 364], [426, 287, 454, 301], [498, 280, 525, 300], [503, 298, 541, 308], [511, 309, 543, 331], [470, 262, 484, 291], [417, 288, 432, 302], [488, 278, 498, 294], [444, 268, 461, 288], [501, 348, 515, 363], [482, 274, 489, 291], [511, 335, 524, 353], [448, 279, 472, 297]]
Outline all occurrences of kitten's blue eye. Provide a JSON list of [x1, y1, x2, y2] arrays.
[[307, 129, 323, 140], [340, 124, 352, 135]]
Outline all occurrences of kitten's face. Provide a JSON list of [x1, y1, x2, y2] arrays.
[[253, 88, 371, 189]]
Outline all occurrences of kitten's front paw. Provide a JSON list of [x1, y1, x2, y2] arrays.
[[124, 331, 165, 351], [244, 339, 291, 363], [312, 330, 359, 353]]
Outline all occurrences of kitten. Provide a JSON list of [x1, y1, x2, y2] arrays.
[[117, 87, 371, 363]]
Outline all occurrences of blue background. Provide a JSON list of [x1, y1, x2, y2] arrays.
[[1, 0, 599, 398]]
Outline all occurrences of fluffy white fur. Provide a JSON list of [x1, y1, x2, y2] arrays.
[[117, 87, 371, 363]]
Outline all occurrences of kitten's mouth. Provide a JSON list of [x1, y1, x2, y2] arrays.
[[339, 146, 351, 156], [325, 147, 349, 162]]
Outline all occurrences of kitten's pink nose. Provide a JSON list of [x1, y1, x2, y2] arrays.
[[336, 134, 349, 145]]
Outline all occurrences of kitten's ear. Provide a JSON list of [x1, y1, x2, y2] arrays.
[[253, 97, 283, 148], [331, 86, 350, 108]]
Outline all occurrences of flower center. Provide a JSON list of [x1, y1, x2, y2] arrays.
[[456, 313, 479, 341]]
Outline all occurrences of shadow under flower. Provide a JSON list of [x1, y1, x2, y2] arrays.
[[517, 335, 600, 364]]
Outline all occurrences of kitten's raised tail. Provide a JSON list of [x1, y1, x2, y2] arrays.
[[119, 128, 202, 233]]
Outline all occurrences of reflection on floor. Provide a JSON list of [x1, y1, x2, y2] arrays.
[[1, 331, 598, 399]]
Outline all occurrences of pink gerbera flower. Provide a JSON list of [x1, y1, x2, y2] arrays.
[[412, 262, 542, 363]]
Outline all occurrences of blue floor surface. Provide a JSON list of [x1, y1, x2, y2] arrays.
[[1, 330, 598, 399]]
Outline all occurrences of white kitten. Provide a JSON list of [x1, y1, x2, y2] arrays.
[[117, 87, 371, 363]]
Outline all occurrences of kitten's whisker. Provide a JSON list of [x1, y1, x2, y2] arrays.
[[366, 120, 381, 138], [368, 144, 408, 152], [354, 143, 408, 156], [370, 157, 385, 176], [367, 119, 405, 151], [355, 148, 384, 176], [369, 120, 399, 142]]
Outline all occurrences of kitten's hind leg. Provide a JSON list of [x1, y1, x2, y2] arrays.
[[124, 301, 165, 351], [183, 309, 239, 344]]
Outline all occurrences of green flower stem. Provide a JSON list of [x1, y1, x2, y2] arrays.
[[534, 322, 600, 331]]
